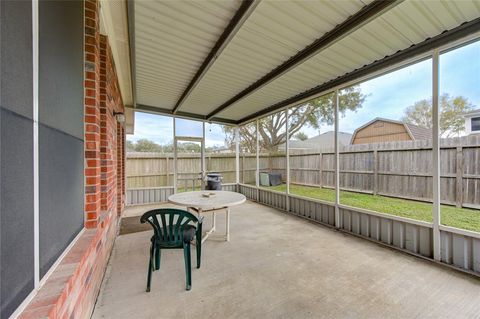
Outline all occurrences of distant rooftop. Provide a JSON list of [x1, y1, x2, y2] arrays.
[[351, 117, 432, 143], [282, 131, 352, 151], [464, 108, 480, 117]]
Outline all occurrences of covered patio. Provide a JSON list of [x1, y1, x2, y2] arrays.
[[2, 0, 480, 318], [94, 202, 480, 318]]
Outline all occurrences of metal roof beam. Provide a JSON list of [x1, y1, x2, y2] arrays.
[[206, 0, 401, 120], [172, 0, 260, 115], [237, 18, 480, 124], [136, 103, 237, 125]]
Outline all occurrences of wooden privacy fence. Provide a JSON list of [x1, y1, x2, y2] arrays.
[[289, 136, 480, 209], [126, 153, 237, 189], [127, 135, 480, 209]]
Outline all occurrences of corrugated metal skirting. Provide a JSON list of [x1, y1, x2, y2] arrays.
[[126, 184, 238, 206], [258, 189, 287, 211], [339, 208, 433, 258], [238, 184, 258, 201], [289, 197, 336, 227], [126, 187, 174, 205], [440, 230, 480, 273]]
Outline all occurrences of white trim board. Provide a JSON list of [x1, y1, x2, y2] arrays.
[[32, 0, 40, 290]]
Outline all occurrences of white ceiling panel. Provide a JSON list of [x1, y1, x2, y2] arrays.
[[215, 0, 480, 120], [134, 0, 242, 109], [179, 0, 368, 115], [131, 0, 480, 123]]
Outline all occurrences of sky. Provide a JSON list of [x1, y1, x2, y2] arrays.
[[128, 41, 480, 146]]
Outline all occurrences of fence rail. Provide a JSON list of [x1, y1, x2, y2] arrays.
[[127, 136, 480, 208]]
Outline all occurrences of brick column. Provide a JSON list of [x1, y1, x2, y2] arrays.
[[100, 35, 124, 217], [84, 0, 125, 228], [99, 35, 108, 213], [117, 123, 125, 216], [84, 0, 102, 228]]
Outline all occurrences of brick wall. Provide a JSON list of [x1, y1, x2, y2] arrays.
[[19, 1, 125, 317]]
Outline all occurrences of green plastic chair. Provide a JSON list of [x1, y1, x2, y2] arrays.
[[140, 208, 203, 291]]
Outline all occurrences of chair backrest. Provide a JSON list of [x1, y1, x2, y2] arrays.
[[140, 208, 199, 246]]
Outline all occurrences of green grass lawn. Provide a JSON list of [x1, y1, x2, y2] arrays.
[[267, 184, 480, 232]]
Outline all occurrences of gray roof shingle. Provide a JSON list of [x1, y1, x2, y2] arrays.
[[405, 123, 432, 140]]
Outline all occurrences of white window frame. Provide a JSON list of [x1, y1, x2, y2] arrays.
[[471, 116, 480, 132]]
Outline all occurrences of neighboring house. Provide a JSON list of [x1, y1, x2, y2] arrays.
[[464, 109, 480, 135], [350, 118, 431, 145], [280, 131, 352, 151]]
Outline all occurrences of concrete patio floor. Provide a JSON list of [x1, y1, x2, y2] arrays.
[[93, 201, 480, 319]]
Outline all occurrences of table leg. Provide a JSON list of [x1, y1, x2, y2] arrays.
[[212, 211, 216, 230], [190, 207, 229, 244], [226, 207, 230, 242], [202, 209, 217, 244]]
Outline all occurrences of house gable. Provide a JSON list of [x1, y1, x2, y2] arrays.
[[351, 119, 412, 145]]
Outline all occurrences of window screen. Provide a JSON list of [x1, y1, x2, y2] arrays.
[[38, 0, 84, 278], [472, 117, 480, 132]]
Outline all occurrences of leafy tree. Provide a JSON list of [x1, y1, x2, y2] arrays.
[[294, 132, 309, 141], [402, 99, 431, 129], [177, 142, 201, 153], [162, 144, 174, 153], [205, 145, 230, 153], [402, 94, 474, 137], [225, 86, 366, 152], [126, 140, 136, 152], [127, 139, 203, 153], [133, 139, 163, 152]]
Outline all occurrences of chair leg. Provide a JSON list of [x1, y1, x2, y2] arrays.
[[196, 235, 201, 269], [147, 243, 154, 292], [196, 223, 202, 268], [183, 242, 192, 290], [155, 246, 161, 271]]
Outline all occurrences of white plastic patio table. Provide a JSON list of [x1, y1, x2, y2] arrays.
[[168, 191, 246, 243]]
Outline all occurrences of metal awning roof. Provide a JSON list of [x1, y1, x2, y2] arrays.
[[126, 0, 480, 125]]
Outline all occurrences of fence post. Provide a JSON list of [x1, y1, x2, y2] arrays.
[[268, 154, 273, 173], [242, 155, 245, 183], [373, 149, 378, 195], [319, 152, 323, 188], [456, 146, 463, 208], [166, 156, 169, 186]]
